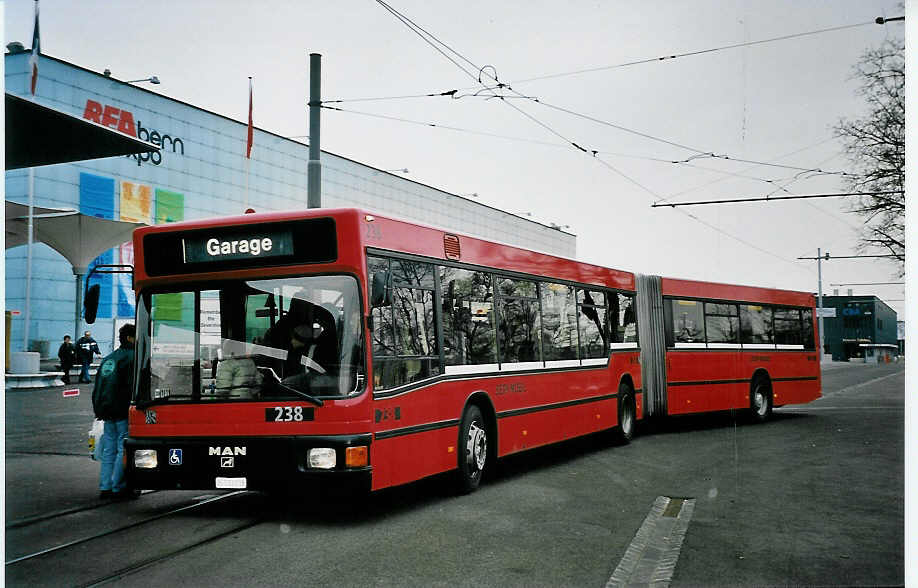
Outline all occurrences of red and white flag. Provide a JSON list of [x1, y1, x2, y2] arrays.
[[29, 0, 40, 95], [246, 77, 254, 158]]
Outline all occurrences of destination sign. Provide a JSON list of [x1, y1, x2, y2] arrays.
[[182, 230, 293, 263], [143, 218, 337, 276]]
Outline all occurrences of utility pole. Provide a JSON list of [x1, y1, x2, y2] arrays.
[[817, 248, 826, 356], [307, 53, 322, 208]]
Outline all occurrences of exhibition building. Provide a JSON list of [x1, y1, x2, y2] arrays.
[[5, 50, 575, 356]]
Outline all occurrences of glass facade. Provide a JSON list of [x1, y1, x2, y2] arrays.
[[4, 53, 575, 355]]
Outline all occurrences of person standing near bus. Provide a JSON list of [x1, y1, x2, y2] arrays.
[[92, 324, 135, 500], [57, 335, 77, 385], [76, 330, 101, 383]]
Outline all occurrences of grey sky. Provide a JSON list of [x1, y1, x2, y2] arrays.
[[3, 0, 905, 314]]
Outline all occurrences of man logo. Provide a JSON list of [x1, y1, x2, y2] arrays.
[[220, 456, 234, 468], [209, 446, 246, 456]]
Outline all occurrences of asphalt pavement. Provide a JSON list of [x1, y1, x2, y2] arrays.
[[3, 361, 906, 586]]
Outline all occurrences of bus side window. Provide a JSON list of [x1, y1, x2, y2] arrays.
[[618, 293, 638, 344], [801, 308, 815, 350], [774, 307, 803, 346], [740, 304, 774, 345], [497, 277, 542, 364], [440, 266, 496, 366], [663, 298, 675, 347], [369, 256, 440, 389], [670, 299, 704, 344], [704, 302, 739, 344], [539, 282, 577, 361], [577, 289, 608, 358]]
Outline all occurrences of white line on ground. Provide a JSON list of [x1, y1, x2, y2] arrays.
[[819, 370, 904, 399], [777, 406, 901, 411]]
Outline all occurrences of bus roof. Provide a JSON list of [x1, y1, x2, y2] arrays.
[[660, 276, 815, 307], [132, 208, 635, 291]]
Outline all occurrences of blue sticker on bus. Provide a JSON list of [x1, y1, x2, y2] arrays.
[[168, 448, 183, 465]]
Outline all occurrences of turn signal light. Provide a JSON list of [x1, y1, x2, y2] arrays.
[[345, 446, 368, 468]]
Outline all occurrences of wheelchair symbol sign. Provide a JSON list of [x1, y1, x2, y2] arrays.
[[169, 448, 183, 465]]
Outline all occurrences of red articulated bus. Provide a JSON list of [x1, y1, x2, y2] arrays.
[[121, 207, 819, 496]]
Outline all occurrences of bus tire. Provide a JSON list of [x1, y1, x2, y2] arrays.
[[456, 405, 488, 494], [613, 385, 636, 444], [749, 379, 773, 423]]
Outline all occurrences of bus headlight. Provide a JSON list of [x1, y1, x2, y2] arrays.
[[307, 448, 336, 469], [134, 449, 158, 469]]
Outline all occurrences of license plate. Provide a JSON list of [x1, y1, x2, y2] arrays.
[[215, 477, 247, 489]]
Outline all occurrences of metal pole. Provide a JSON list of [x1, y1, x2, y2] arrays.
[[74, 269, 84, 341], [23, 167, 34, 350], [307, 53, 322, 208], [817, 248, 825, 356]]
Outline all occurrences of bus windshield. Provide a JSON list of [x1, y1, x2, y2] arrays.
[[135, 275, 364, 405]]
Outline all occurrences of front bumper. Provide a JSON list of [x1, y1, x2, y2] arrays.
[[125, 434, 372, 493]]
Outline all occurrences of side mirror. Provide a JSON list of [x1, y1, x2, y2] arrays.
[[84, 284, 101, 324], [370, 271, 391, 307]]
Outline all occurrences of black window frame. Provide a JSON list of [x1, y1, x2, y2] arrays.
[[366, 249, 635, 394], [664, 295, 814, 351]]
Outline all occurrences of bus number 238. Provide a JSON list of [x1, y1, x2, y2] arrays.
[[265, 406, 315, 422]]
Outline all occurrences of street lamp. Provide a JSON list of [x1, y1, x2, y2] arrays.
[[385, 168, 409, 174], [126, 76, 160, 85]]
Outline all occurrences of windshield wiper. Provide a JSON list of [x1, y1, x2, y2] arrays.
[[262, 368, 324, 407]]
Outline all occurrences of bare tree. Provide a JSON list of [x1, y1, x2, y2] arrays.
[[835, 38, 904, 274]]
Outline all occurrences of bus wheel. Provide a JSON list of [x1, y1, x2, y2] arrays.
[[456, 405, 488, 493], [750, 380, 773, 423], [613, 386, 636, 444]]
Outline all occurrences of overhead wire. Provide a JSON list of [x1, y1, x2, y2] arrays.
[[507, 21, 877, 84], [372, 0, 823, 276], [593, 154, 807, 269], [323, 88, 856, 180], [332, 14, 873, 178], [316, 104, 570, 148]]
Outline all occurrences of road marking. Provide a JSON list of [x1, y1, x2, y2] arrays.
[[819, 370, 903, 399], [606, 496, 695, 587], [778, 406, 901, 412]]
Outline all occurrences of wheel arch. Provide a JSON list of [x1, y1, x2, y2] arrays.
[[462, 390, 498, 461], [618, 373, 636, 395], [618, 373, 638, 418], [750, 368, 772, 392]]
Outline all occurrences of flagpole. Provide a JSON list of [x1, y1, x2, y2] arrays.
[[245, 76, 253, 209]]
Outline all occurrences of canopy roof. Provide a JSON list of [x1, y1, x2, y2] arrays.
[[5, 92, 158, 170], [6, 209, 145, 271]]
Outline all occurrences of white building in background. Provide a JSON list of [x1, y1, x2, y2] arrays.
[[4, 50, 575, 356]]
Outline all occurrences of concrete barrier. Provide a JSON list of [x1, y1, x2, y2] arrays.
[[9, 352, 40, 374]]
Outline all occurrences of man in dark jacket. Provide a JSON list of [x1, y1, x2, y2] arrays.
[[92, 324, 135, 499], [76, 330, 101, 383], [57, 335, 77, 384]]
